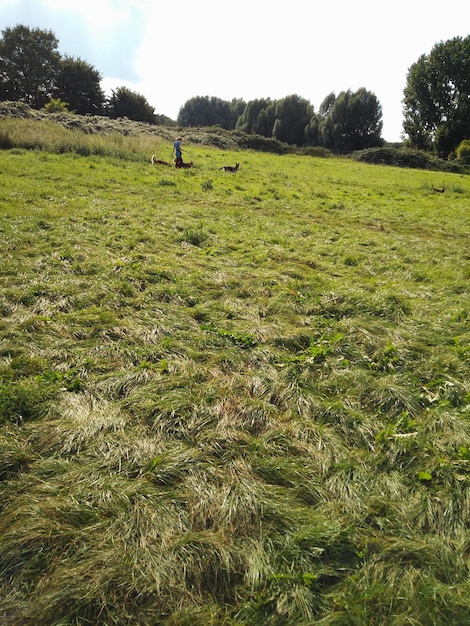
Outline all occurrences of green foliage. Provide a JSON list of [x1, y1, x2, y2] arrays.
[[233, 131, 290, 154], [319, 88, 384, 151], [201, 324, 258, 349], [234, 90, 383, 150], [54, 55, 105, 115], [235, 97, 274, 135], [0, 24, 61, 107], [178, 95, 245, 129], [271, 94, 314, 146], [44, 97, 69, 113], [107, 85, 156, 123], [456, 139, 470, 164], [236, 89, 384, 150], [178, 226, 209, 247], [351, 146, 463, 172], [403, 35, 470, 157]]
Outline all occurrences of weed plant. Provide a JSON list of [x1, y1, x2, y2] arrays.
[[0, 116, 469, 625]]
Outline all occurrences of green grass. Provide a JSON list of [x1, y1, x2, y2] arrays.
[[0, 118, 469, 625]]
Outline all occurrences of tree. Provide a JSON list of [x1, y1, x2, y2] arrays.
[[228, 98, 246, 129], [304, 114, 321, 146], [319, 92, 336, 117], [272, 94, 314, 146], [107, 86, 155, 123], [178, 96, 212, 127], [256, 102, 277, 138], [237, 98, 284, 138], [0, 25, 60, 108], [236, 99, 277, 138], [177, 96, 241, 129], [55, 56, 105, 115], [237, 96, 315, 144], [403, 36, 470, 157], [320, 88, 383, 152], [236, 98, 272, 134]]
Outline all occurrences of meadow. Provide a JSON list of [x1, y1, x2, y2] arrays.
[[0, 118, 469, 625]]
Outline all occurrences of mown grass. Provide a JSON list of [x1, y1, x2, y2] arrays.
[[0, 118, 469, 625]]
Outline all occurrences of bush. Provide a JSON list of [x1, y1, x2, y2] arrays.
[[44, 98, 69, 113], [456, 139, 470, 164], [233, 131, 291, 154], [350, 146, 463, 172], [301, 146, 332, 158]]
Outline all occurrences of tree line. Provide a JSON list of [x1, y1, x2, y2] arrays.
[[178, 90, 383, 153], [1, 25, 468, 156], [0, 25, 170, 124]]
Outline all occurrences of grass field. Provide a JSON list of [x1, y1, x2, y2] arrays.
[[0, 121, 469, 625]]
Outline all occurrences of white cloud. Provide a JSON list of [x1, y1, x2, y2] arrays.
[[2, 0, 470, 140]]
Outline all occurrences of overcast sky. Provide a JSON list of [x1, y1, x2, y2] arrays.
[[1, 0, 469, 141]]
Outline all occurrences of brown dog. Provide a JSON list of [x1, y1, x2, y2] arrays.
[[151, 155, 172, 166]]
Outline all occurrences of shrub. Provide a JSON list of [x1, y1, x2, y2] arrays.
[[456, 139, 470, 164], [301, 146, 332, 158], [233, 131, 291, 154], [44, 98, 69, 113], [350, 146, 463, 172], [179, 227, 209, 247]]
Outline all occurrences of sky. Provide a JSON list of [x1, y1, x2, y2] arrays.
[[1, 0, 469, 142]]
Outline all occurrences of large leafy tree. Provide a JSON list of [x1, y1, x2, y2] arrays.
[[0, 25, 61, 108], [238, 97, 313, 142], [236, 98, 274, 135], [320, 88, 383, 151], [272, 94, 314, 146], [178, 96, 212, 127], [55, 56, 106, 115], [319, 92, 336, 117], [403, 36, 470, 157], [177, 96, 243, 129], [107, 86, 156, 124], [304, 114, 321, 146], [228, 98, 246, 129]]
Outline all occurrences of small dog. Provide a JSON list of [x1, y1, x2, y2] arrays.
[[176, 160, 194, 169], [432, 186, 445, 193], [219, 163, 239, 173], [151, 155, 172, 166]]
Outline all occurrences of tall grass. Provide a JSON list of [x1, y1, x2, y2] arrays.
[[0, 115, 469, 625], [0, 116, 161, 159]]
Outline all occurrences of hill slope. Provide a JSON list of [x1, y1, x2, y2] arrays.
[[0, 141, 469, 625]]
